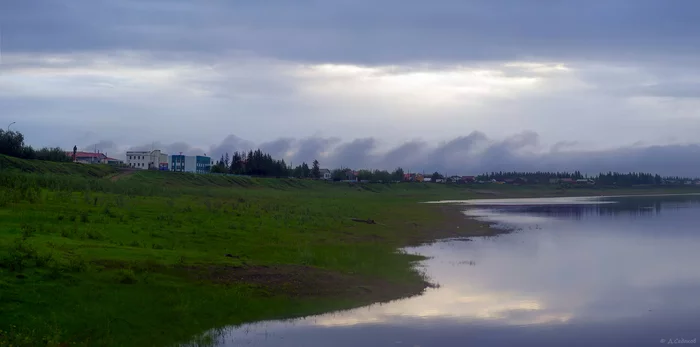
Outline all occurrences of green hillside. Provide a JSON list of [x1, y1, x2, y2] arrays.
[[0, 154, 116, 177]]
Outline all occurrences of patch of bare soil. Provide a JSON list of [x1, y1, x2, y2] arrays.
[[109, 170, 136, 182], [184, 264, 431, 302]]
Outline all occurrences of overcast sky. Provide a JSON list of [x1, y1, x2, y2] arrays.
[[2, 1, 700, 175]]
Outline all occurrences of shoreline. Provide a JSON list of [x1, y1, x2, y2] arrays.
[[5, 169, 700, 346], [180, 202, 506, 345]]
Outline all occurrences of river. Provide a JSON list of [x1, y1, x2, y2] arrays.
[[187, 194, 700, 347]]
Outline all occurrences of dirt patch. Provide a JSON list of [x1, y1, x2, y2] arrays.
[[184, 264, 431, 302], [109, 170, 136, 182]]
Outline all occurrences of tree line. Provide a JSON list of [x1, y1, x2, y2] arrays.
[[211, 150, 407, 181], [0, 130, 71, 162], [211, 150, 291, 177], [330, 168, 405, 182], [476, 171, 586, 182], [473, 170, 691, 186]]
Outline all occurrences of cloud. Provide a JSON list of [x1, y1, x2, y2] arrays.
[[327, 138, 377, 169], [127, 141, 206, 157], [259, 138, 295, 160], [81, 140, 118, 153], [87, 132, 700, 177], [4, 0, 700, 165], [5, 0, 700, 65], [209, 135, 255, 160]]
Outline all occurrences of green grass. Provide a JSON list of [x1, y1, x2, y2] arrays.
[[0, 155, 115, 177], [2, 154, 700, 346]]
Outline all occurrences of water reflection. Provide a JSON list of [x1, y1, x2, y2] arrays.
[[192, 195, 700, 347]]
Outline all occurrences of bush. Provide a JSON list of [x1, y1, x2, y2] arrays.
[[20, 224, 36, 239], [66, 256, 88, 272], [2, 238, 38, 272], [117, 269, 137, 284], [85, 229, 104, 240]]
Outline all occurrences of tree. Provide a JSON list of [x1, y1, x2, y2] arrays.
[[230, 151, 243, 174], [0, 130, 26, 158], [331, 168, 347, 181], [72, 145, 77, 162], [311, 159, 321, 179], [357, 169, 373, 181], [431, 171, 444, 181], [301, 162, 310, 178], [224, 152, 230, 168], [391, 167, 405, 182]]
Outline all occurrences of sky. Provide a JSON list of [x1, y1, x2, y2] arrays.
[[2, 0, 700, 175]]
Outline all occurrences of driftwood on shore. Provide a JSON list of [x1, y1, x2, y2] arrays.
[[351, 218, 377, 224]]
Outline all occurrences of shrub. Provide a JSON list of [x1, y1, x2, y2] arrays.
[[35, 252, 54, 268], [117, 269, 137, 284], [66, 256, 87, 272], [20, 224, 36, 239], [85, 229, 104, 240], [3, 238, 38, 272]]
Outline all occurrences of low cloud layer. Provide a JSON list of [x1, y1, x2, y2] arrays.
[[84, 132, 700, 177], [3, 0, 700, 169]]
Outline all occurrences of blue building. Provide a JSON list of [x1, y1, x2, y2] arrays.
[[170, 155, 212, 174]]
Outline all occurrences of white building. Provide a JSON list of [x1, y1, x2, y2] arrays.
[[126, 150, 169, 170], [319, 169, 332, 180]]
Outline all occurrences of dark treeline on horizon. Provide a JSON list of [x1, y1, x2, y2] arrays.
[[0, 130, 72, 162], [476, 171, 587, 181], [476, 171, 696, 186], [211, 150, 290, 177]]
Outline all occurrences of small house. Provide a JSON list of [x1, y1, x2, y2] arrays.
[[462, 176, 476, 183], [345, 170, 358, 182], [319, 168, 332, 180]]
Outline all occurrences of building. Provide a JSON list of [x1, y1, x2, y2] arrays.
[[66, 151, 122, 165], [126, 150, 168, 170], [170, 155, 212, 174], [461, 176, 476, 183], [319, 169, 332, 180]]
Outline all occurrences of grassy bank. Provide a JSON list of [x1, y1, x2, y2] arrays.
[[2, 156, 700, 346]]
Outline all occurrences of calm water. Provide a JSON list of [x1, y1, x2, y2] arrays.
[[193, 195, 700, 347]]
